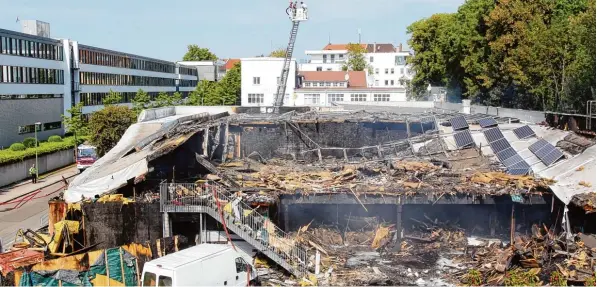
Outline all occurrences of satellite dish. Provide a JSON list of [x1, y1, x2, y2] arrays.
[[344, 73, 350, 81]]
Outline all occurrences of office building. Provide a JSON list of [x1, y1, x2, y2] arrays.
[[0, 24, 199, 147]]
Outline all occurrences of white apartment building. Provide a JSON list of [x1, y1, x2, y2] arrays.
[[240, 58, 407, 107], [0, 23, 199, 147], [299, 43, 414, 88], [240, 57, 296, 106]]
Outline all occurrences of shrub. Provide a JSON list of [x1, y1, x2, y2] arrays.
[[504, 269, 540, 286], [463, 269, 483, 286], [22, 137, 38, 148], [550, 271, 567, 286], [48, 135, 63, 142], [0, 136, 89, 165], [10, 143, 26, 151]]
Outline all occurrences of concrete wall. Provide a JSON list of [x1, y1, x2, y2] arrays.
[[0, 148, 74, 187], [82, 202, 163, 250], [241, 58, 297, 106], [0, 97, 64, 148]]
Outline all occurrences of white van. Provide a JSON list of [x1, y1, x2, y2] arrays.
[[141, 244, 258, 286]]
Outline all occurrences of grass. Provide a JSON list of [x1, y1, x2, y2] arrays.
[[0, 136, 88, 165]]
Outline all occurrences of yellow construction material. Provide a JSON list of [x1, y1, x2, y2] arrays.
[[48, 220, 80, 253], [371, 226, 390, 249], [97, 194, 134, 204]]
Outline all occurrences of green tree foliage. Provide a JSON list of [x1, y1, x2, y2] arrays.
[[22, 137, 38, 148], [62, 102, 89, 137], [132, 89, 151, 114], [182, 45, 218, 61], [188, 80, 218, 105], [187, 62, 241, 106], [406, 0, 595, 112], [10, 143, 25, 151], [269, 49, 287, 58], [89, 105, 137, 156], [342, 43, 369, 72], [154, 92, 182, 107], [103, 90, 122, 105], [48, 135, 63, 142]]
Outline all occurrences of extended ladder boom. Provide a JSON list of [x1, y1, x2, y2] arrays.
[[273, 21, 300, 112]]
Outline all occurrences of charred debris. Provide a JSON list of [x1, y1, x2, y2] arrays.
[[5, 110, 596, 286]]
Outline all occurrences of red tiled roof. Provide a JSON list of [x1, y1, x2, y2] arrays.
[[322, 43, 367, 50], [366, 43, 396, 53], [300, 71, 367, 87], [224, 59, 240, 70]]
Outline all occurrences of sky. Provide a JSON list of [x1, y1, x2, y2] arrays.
[[0, 0, 464, 62]]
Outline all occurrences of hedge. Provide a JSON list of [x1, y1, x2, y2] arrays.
[[48, 135, 63, 142], [0, 136, 88, 165], [23, 137, 38, 148], [10, 143, 26, 151]]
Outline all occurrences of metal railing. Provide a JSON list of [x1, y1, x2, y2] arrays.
[[160, 182, 308, 277]]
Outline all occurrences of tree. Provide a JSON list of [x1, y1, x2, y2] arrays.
[[103, 89, 122, 105], [269, 49, 287, 58], [342, 43, 369, 72], [154, 92, 182, 107], [62, 102, 89, 137], [188, 80, 218, 105], [182, 45, 218, 61], [88, 105, 137, 156], [132, 89, 151, 114], [213, 62, 241, 105]]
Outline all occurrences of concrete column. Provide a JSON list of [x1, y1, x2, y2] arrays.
[[391, 199, 403, 252], [283, 204, 291, 232], [162, 212, 172, 238], [462, 99, 471, 115]]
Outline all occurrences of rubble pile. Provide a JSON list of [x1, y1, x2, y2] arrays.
[[452, 224, 596, 286]]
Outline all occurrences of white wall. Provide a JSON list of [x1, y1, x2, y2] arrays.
[[367, 52, 412, 88], [241, 57, 296, 106], [299, 62, 343, 72]]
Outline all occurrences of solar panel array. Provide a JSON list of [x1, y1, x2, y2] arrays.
[[449, 116, 469, 131], [454, 130, 475, 148], [529, 139, 564, 166], [482, 127, 531, 175], [478, 118, 499, 128], [513, 125, 536, 139]]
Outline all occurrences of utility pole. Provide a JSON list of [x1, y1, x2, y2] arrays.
[[34, 122, 41, 179]]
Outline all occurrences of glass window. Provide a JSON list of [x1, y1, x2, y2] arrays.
[[304, 94, 320, 104], [325, 82, 331, 87], [316, 67, 322, 71], [391, 80, 394, 86], [327, 94, 344, 103], [143, 272, 156, 287], [158, 276, 172, 287], [385, 68, 388, 74], [350, 94, 367, 102], [323, 54, 327, 63], [375, 68, 379, 74], [318, 82, 324, 87], [385, 80, 388, 86], [248, 93, 264, 104], [253, 77, 260, 85], [391, 68, 394, 74], [370, 56, 374, 62], [43, 121, 62, 131], [373, 94, 390, 102], [304, 82, 311, 87]]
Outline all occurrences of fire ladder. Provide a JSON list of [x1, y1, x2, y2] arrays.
[[272, 7, 308, 113]]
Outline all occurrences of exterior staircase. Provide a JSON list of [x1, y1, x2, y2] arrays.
[[160, 182, 308, 277]]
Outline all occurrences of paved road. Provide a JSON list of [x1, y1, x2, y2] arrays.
[[0, 168, 77, 252]]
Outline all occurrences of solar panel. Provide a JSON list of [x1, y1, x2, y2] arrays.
[[483, 127, 505, 143], [503, 154, 524, 167], [496, 147, 517, 162], [529, 139, 549, 153], [529, 139, 565, 166], [540, 148, 564, 166], [478, 118, 499, 128], [509, 160, 531, 170], [454, 130, 475, 148], [490, 138, 511, 153], [507, 168, 530, 175], [449, 116, 469, 131], [513, 125, 536, 139]]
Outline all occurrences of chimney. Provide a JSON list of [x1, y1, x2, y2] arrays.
[[398, 43, 403, 52], [373, 42, 376, 53]]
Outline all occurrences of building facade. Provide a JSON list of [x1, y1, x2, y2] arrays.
[[299, 43, 414, 88], [0, 26, 199, 148], [240, 57, 296, 106]]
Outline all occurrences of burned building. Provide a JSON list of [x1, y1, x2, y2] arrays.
[[61, 106, 595, 285]]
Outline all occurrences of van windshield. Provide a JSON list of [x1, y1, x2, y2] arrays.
[[158, 276, 172, 287], [142, 272, 156, 287], [78, 148, 96, 157]]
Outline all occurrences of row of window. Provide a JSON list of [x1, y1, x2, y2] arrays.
[[18, 121, 62, 134], [247, 93, 264, 104], [79, 49, 175, 73], [179, 66, 198, 76], [80, 71, 176, 87], [374, 79, 398, 86], [303, 81, 346, 88], [322, 53, 344, 64], [80, 91, 190, 106], [179, 79, 198, 87], [0, 36, 64, 61], [0, 66, 65, 84], [0, 93, 63, 100], [375, 67, 408, 75], [246, 93, 392, 105]]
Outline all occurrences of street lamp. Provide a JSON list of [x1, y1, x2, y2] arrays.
[[34, 122, 41, 179]]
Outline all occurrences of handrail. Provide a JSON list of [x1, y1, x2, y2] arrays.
[[160, 182, 308, 276]]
